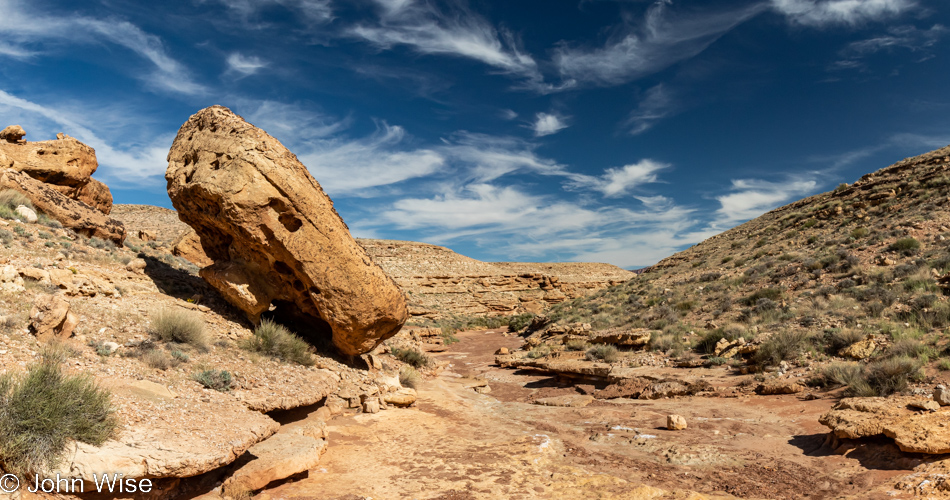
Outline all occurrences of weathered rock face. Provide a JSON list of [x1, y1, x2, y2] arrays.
[[819, 396, 950, 454], [361, 239, 635, 318], [29, 293, 78, 342], [0, 125, 25, 143], [0, 130, 114, 214], [172, 228, 214, 267], [165, 106, 408, 355], [0, 169, 125, 243]]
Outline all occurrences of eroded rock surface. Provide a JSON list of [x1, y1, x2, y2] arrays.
[[0, 169, 125, 242], [166, 106, 407, 355], [0, 130, 113, 214], [819, 396, 950, 454]]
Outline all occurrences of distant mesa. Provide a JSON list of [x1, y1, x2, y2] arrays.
[[166, 105, 408, 356]]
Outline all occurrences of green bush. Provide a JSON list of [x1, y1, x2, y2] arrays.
[[888, 237, 920, 255], [192, 369, 233, 392], [851, 356, 922, 397], [526, 345, 552, 359], [586, 344, 619, 363], [0, 352, 117, 474], [399, 366, 422, 389], [149, 308, 207, 349], [741, 288, 783, 306], [0, 190, 32, 213], [143, 349, 173, 370], [240, 319, 315, 366], [850, 227, 869, 239], [391, 347, 429, 368]]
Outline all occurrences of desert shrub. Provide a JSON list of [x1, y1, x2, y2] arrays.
[[752, 330, 811, 367], [803, 219, 818, 228], [886, 338, 936, 361], [170, 350, 190, 363], [706, 357, 729, 366], [694, 324, 749, 354], [391, 347, 429, 367], [742, 288, 783, 306], [0, 352, 117, 474], [888, 237, 920, 255], [526, 345, 552, 359], [850, 227, 869, 239], [938, 359, 950, 371], [399, 366, 422, 389], [87, 237, 116, 251], [649, 332, 677, 352], [586, 344, 619, 363], [143, 349, 172, 370], [753, 298, 778, 313], [822, 328, 864, 354], [819, 362, 864, 388], [192, 369, 233, 392], [850, 356, 922, 397], [0, 190, 32, 214], [699, 272, 722, 282], [440, 330, 460, 345], [565, 339, 589, 351], [149, 308, 207, 349], [240, 319, 314, 366]]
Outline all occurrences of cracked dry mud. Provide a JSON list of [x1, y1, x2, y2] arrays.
[[256, 329, 921, 500]]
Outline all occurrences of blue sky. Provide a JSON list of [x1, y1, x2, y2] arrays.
[[0, 0, 947, 268]]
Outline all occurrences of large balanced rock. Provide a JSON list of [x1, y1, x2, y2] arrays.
[[0, 169, 125, 243], [165, 106, 408, 355], [0, 131, 113, 214], [0, 125, 25, 143]]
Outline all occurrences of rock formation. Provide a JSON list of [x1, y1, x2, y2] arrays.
[[0, 130, 113, 214], [360, 239, 634, 318], [0, 125, 25, 143], [165, 106, 408, 356], [29, 293, 79, 342], [0, 169, 125, 243], [820, 397, 950, 454]]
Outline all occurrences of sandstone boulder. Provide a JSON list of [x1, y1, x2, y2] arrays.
[[838, 338, 876, 359], [588, 328, 652, 347], [14, 205, 37, 223], [667, 414, 687, 430], [222, 432, 327, 494], [755, 379, 805, 395], [29, 293, 78, 342], [0, 125, 25, 143], [819, 396, 950, 454], [165, 106, 407, 355], [0, 132, 96, 186], [935, 385, 950, 406], [172, 229, 214, 267], [0, 169, 125, 243], [0, 265, 24, 293], [49, 178, 114, 214]]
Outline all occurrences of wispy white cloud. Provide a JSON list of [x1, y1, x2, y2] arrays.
[[625, 83, 676, 134], [771, 0, 915, 27], [567, 159, 669, 197], [0, 89, 172, 185], [226, 53, 268, 77], [298, 122, 445, 194], [440, 132, 568, 182], [553, 1, 766, 87], [531, 113, 569, 137], [0, 0, 204, 95], [349, 0, 541, 81], [832, 24, 947, 70], [206, 0, 333, 25], [713, 177, 818, 228]]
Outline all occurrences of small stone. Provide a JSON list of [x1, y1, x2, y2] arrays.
[[495, 347, 509, 355], [126, 258, 147, 273], [15, 205, 37, 223], [363, 398, 380, 414], [910, 400, 940, 412], [667, 414, 687, 431], [935, 385, 950, 406]]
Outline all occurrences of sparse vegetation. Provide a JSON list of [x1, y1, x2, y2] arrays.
[[399, 366, 422, 389], [149, 308, 208, 349], [0, 350, 117, 474], [585, 344, 619, 363], [192, 369, 233, 392], [240, 319, 315, 366], [391, 347, 429, 367]]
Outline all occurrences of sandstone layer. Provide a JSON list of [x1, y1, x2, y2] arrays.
[[360, 239, 634, 318], [0, 131, 113, 214], [0, 169, 125, 243], [165, 106, 408, 356]]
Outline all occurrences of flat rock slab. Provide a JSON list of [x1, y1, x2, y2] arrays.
[[233, 368, 340, 412], [588, 328, 652, 346], [820, 396, 950, 454], [224, 433, 327, 493], [534, 395, 594, 408], [53, 378, 279, 481]]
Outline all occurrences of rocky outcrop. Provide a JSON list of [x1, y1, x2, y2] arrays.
[[0, 169, 125, 242], [166, 106, 408, 356], [0, 125, 25, 143], [29, 293, 78, 342], [819, 396, 950, 454], [172, 228, 214, 267], [360, 239, 634, 318], [0, 130, 113, 214]]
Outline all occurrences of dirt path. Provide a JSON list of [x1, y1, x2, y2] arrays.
[[257, 330, 917, 499]]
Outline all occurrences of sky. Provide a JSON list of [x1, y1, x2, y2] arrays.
[[0, 0, 947, 269]]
